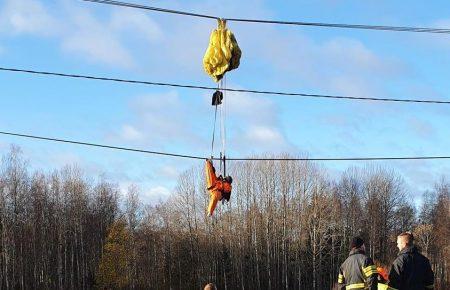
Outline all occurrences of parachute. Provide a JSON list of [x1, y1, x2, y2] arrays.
[[203, 19, 241, 82]]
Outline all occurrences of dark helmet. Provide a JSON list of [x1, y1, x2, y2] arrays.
[[224, 176, 233, 183]]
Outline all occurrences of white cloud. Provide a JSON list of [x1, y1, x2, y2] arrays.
[[112, 91, 205, 148], [322, 38, 393, 74], [119, 124, 144, 141], [245, 125, 285, 145], [0, 0, 58, 36], [146, 185, 171, 198], [0, 0, 163, 68], [110, 8, 162, 43], [60, 5, 135, 68], [144, 185, 172, 204], [158, 165, 180, 179], [225, 90, 278, 126]]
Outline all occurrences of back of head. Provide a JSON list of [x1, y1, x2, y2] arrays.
[[204, 283, 217, 290], [351, 236, 364, 250], [398, 231, 414, 246]]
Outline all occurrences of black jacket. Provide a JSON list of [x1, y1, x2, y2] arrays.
[[338, 248, 377, 290], [388, 246, 434, 290]]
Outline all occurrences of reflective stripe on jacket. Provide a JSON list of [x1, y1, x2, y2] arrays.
[[337, 248, 378, 290]]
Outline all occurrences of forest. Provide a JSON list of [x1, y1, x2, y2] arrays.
[[0, 146, 448, 289]]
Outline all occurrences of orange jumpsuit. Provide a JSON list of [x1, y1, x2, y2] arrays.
[[205, 159, 232, 216]]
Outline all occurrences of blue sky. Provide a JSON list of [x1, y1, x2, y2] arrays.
[[0, 0, 449, 204]]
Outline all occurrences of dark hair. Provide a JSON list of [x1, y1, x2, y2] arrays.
[[351, 237, 364, 249], [224, 176, 233, 183]]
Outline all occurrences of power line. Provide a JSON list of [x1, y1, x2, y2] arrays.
[[0, 131, 205, 160], [1, 130, 450, 162], [83, 0, 450, 35], [2, 67, 450, 105]]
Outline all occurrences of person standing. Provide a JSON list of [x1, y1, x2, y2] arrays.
[[388, 232, 434, 290], [338, 237, 378, 290]]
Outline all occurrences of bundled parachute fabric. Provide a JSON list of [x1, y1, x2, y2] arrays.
[[203, 19, 242, 82]]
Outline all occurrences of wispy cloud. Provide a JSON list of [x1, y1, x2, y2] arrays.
[[119, 124, 145, 142], [0, 0, 164, 68], [111, 91, 205, 148], [0, 0, 58, 36]]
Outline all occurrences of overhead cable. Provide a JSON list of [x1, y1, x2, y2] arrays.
[[1, 67, 449, 105], [83, 0, 450, 35], [1, 130, 450, 162]]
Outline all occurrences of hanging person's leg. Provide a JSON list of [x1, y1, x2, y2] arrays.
[[205, 159, 217, 190], [207, 189, 222, 216]]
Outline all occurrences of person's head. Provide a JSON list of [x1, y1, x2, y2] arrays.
[[204, 283, 217, 290], [224, 176, 233, 184], [351, 236, 365, 251], [397, 231, 414, 251]]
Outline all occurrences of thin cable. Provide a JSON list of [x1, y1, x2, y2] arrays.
[[0, 131, 205, 160], [226, 156, 450, 161], [83, 0, 217, 20], [2, 67, 450, 105], [211, 104, 218, 158], [220, 80, 225, 159], [1, 130, 450, 162], [224, 75, 227, 158], [83, 0, 450, 35]]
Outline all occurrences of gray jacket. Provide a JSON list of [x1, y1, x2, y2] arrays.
[[338, 248, 377, 290]]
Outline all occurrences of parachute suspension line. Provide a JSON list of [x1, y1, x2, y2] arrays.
[[223, 75, 227, 176], [210, 83, 220, 159], [220, 79, 225, 155], [219, 79, 224, 174], [219, 78, 227, 176]]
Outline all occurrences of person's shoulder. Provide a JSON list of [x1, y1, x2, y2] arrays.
[[414, 251, 431, 263], [342, 254, 357, 265], [392, 252, 407, 266]]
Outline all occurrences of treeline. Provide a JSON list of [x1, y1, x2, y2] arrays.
[[0, 147, 448, 289]]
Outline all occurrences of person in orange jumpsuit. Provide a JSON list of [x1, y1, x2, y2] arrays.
[[205, 159, 232, 216]]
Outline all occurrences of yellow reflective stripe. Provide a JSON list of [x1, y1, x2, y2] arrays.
[[363, 265, 377, 273], [363, 265, 378, 277], [378, 284, 400, 290], [365, 270, 378, 277], [363, 270, 377, 275], [346, 283, 365, 289], [338, 274, 344, 283], [425, 285, 434, 289]]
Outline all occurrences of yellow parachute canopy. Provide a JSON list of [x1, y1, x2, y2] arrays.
[[203, 19, 242, 82]]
